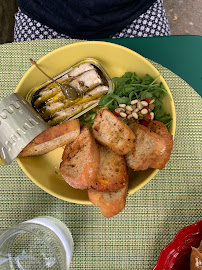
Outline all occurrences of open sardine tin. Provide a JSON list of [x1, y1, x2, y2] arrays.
[[26, 58, 114, 126]]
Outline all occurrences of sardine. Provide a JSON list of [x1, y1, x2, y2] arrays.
[[68, 63, 94, 77], [33, 66, 101, 108], [40, 101, 65, 119], [33, 85, 60, 108], [75, 85, 108, 105], [57, 73, 70, 84], [41, 85, 108, 120], [56, 63, 94, 84], [48, 99, 99, 126], [46, 91, 66, 105], [69, 69, 102, 93]]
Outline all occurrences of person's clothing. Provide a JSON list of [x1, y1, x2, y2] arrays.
[[17, 0, 156, 39], [14, 0, 170, 42]]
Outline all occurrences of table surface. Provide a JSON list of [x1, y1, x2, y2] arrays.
[[0, 36, 201, 270]]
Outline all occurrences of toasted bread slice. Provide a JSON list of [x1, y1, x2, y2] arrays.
[[148, 120, 169, 135], [59, 126, 100, 189], [92, 109, 135, 155], [148, 121, 173, 169], [18, 119, 80, 157], [125, 123, 167, 170], [199, 241, 202, 253], [91, 145, 128, 191], [88, 180, 128, 218], [190, 242, 202, 270]]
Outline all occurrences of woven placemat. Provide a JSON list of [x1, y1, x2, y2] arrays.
[[0, 39, 201, 270]]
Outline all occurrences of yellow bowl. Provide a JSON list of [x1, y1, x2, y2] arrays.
[[15, 41, 176, 204]]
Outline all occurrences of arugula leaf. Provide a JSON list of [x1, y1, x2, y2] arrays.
[[129, 90, 139, 101], [80, 110, 97, 128], [123, 72, 134, 78], [142, 74, 154, 85], [113, 95, 130, 104], [155, 110, 172, 127], [99, 93, 129, 107], [154, 98, 163, 107], [131, 72, 142, 83], [140, 91, 153, 100], [98, 93, 114, 106]]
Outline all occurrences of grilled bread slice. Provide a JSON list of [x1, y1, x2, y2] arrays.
[[91, 144, 128, 191], [125, 123, 167, 170], [88, 181, 128, 218], [59, 126, 100, 189], [148, 121, 173, 169], [148, 120, 169, 134], [92, 109, 136, 155], [190, 241, 202, 270], [18, 119, 80, 157]]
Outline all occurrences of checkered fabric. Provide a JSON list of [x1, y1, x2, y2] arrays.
[[14, 0, 170, 42]]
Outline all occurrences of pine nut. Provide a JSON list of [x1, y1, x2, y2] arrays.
[[141, 108, 148, 115], [150, 99, 155, 104], [137, 101, 143, 110], [141, 101, 148, 106], [127, 114, 133, 119], [131, 99, 138, 105], [150, 112, 154, 120], [115, 108, 124, 113], [126, 110, 132, 115], [119, 104, 126, 108], [120, 112, 127, 118], [134, 108, 139, 113], [126, 105, 133, 111], [132, 112, 138, 119]]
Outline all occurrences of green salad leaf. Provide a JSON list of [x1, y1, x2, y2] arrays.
[[98, 72, 172, 127]]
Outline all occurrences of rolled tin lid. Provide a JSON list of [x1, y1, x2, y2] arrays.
[[0, 93, 48, 165]]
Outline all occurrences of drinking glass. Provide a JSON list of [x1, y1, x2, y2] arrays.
[[0, 216, 74, 269]]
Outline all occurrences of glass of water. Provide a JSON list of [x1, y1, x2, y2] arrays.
[[0, 216, 74, 270]]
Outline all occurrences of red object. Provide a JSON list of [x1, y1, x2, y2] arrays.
[[144, 114, 152, 123], [113, 111, 120, 117], [153, 219, 202, 270], [143, 105, 149, 110], [144, 97, 153, 103], [140, 120, 148, 127]]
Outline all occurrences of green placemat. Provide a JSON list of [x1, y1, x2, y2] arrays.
[[0, 39, 201, 270]]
